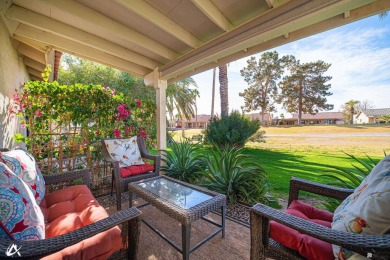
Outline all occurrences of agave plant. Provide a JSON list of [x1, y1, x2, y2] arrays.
[[321, 152, 382, 189], [198, 144, 268, 205], [160, 139, 204, 184]]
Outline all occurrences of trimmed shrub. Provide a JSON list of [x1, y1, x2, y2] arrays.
[[203, 111, 260, 149]]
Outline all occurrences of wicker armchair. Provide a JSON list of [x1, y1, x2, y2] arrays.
[[0, 168, 141, 259], [101, 136, 161, 210], [250, 177, 390, 260]]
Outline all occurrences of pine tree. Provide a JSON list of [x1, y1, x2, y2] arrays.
[[239, 51, 284, 126], [278, 56, 333, 125]]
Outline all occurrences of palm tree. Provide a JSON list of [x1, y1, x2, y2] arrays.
[[211, 67, 216, 117], [192, 89, 200, 128], [343, 100, 360, 124], [219, 65, 229, 117], [166, 78, 198, 137]]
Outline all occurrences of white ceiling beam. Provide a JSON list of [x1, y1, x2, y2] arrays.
[[24, 57, 46, 72], [26, 67, 43, 78], [160, 0, 377, 80], [17, 42, 46, 64], [191, 0, 233, 32], [265, 0, 289, 9], [35, 0, 177, 61], [115, 0, 202, 48], [14, 25, 151, 76], [6, 6, 161, 70], [29, 74, 42, 81]]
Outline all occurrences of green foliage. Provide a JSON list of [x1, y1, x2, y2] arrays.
[[248, 130, 266, 143], [321, 153, 381, 189], [239, 52, 284, 123], [58, 53, 155, 100], [341, 100, 360, 124], [160, 139, 204, 184], [198, 144, 268, 204], [166, 78, 198, 127], [379, 114, 390, 123], [10, 66, 157, 155], [277, 56, 333, 125], [203, 111, 260, 149]]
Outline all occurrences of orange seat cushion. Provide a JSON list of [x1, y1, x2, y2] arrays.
[[39, 185, 122, 260], [270, 200, 334, 260], [120, 164, 154, 178]]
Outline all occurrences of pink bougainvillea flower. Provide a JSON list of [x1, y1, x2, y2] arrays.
[[113, 129, 121, 138], [35, 110, 43, 117], [135, 99, 141, 108], [13, 94, 21, 101], [95, 131, 100, 135], [140, 132, 146, 138], [117, 103, 130, 120]]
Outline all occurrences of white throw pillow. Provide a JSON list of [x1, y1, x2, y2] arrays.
[[104, 136, 144, 168], [331, 155, 390, 259]]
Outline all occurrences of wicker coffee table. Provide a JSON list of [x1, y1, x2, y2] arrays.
[[128, 175, 226, 260]]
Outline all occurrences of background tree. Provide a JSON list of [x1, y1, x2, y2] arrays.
[[355, 99, 374, 112], [239, 51, 284, 126], [341, 100, 360, 124], [379, 114, 390, 123], [277, 56, 333, 125], [166, 78, 198, 137], [59, 53, 155, 100], [219, 65, 229, 117]]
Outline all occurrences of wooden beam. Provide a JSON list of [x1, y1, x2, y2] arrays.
[[116, 0, 202, 48], [29, 74, 42, 81], [26, 66, 43, 78], [24, 57, 46, 72], [265, 0, 289, 9], [34, 0, 177, 60], [14, 25, 151, 76], [17, 42, 46, 64], [6, 6, 161, 70], [191, 0, 233, 32], [160, 0, 377, 80]]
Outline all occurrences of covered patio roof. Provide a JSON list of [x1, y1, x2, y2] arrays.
[[0, 0, 389, 149]]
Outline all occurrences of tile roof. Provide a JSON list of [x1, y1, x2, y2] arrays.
[[361, 108, 390, 117], [291, 112, 344, 120]]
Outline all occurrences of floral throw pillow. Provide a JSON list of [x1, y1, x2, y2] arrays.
[[331, 155, 390, 259], [0, 149, 45, 204], [0, 163, 45, 240], [104, 136, 144, 168]]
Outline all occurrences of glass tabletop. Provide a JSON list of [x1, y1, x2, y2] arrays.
[[137, 177, 213, 209]]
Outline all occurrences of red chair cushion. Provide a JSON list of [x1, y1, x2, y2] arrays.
[[270, 200, 334, 260], [120, 164, 155, 178], [39, 185, 122, 259]]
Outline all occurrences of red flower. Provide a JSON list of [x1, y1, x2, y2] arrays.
[[113, 129, 121, 138], [95, 131, 100, 135], [140, 132, 146, 138], [13, 94, 21, 101], [135, 99, 141, 108], [35, 110, 42, 117]]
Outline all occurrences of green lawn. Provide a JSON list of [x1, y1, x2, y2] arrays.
[[168, 125, 389, 204], [242, 148, 381, 200]]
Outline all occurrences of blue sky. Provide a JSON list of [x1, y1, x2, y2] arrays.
[[192, 14, 390, 117]]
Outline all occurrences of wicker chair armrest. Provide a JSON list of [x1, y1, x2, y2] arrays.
[[0, 207, 141, 259], [251, 203, 390, 257], [43, 169, 91, 188], [288, 177, 354, 205]]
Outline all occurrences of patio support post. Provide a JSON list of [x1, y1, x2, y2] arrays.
[[145, 68, 167, 154]]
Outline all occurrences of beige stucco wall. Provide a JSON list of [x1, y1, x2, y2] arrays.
[[0, 18, 29, 149]]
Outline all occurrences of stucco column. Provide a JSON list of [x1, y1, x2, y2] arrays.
[[144, 68, 166, 154]]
